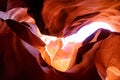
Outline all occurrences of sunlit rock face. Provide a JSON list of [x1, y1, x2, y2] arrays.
[[0, 0, 120, 80], [42, 0, 120, 36]]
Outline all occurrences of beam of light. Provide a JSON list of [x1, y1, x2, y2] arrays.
[[39, 21, 115, 72], [41, 35, 57, 45], [64, 22, 115, 43]]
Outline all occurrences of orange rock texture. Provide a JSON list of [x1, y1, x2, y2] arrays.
[[0, 0, 120, 80]]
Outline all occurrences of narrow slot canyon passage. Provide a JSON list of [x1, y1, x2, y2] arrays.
[[0, 0, 120, 80]]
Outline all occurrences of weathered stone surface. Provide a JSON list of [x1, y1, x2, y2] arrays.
[[0, 0, 120, 80]]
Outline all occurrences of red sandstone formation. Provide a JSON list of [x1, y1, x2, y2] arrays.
[[0, 0, 120, 80]]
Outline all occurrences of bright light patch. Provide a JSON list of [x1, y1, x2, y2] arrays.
[[65, 22, 115, 43], [41, 35, 57, 45], [39, 22, 115, 72]]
